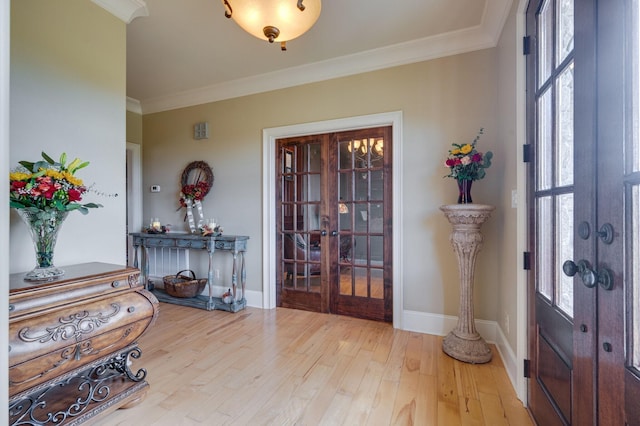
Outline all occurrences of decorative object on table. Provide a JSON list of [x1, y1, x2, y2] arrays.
[[440, 204, 495, 363], [222, 288, 233, 304], [9, 152, 102, 281], [178, 161, 214, 233], [200, 218, 223, 236], [163, 269, 207, 298], [443, 128, 493, 204]]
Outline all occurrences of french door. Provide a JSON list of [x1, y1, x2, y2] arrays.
[[276, 127, 393, 322], [527, 0, 640, 424]]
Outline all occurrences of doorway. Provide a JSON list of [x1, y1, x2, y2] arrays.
[[262, 112, 403, 328], [276, 127, 392, 322], [526, 0, 640, 423]]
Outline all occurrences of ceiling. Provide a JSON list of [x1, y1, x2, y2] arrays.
[[125, 0, 513, 114]]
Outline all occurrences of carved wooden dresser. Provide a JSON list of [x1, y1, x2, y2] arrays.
[[9, 262, 159, 425]]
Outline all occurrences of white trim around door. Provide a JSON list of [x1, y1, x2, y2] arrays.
[[262, 111, 404, 330]]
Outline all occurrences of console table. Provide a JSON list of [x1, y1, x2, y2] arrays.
[[9, 263, 158, 425], [130, 232, 249, 312]]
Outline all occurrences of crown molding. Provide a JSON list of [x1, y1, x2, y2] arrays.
[[126, 97, 142, 114], [91, 0, 148, 23], [140, 0, 512, 114]]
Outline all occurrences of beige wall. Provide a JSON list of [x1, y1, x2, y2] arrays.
[[10, 0, 127, 272], [496, 0, 520, 354], [127, 110, 143, 144], [142, 48, 510, 322]]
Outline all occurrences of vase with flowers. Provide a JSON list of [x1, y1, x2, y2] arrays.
[[444, 128, 493, 203], [10, 152, 102, 281]]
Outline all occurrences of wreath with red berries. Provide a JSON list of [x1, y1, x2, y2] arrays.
[[179, 161, 213, 208]]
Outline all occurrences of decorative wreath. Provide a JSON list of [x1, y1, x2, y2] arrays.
[[179, 161, 214, 208]]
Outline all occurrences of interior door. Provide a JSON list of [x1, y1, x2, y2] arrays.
[[334, 127, 392, 322], [276, 127, 393, 322], [527, 0, 640, 424], [277, 135, 325, 312]]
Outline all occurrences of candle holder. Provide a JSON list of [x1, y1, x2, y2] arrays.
[[440, 204, 495, 364]]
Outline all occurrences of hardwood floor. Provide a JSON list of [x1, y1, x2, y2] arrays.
[[94, 303, 533, 425]]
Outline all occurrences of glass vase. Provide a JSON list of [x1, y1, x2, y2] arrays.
[[16, 208, 69, 281], [457, 179, 473, 204]]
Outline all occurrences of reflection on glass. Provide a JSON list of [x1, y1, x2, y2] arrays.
[[538, 88, 553, 190], [557, 63, 574, 187], [355, 171, 369, 200], [537, 196, 553, 300], [556, 193, 574, 316]]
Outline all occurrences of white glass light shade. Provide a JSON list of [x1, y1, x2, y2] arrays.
[[223, 0, 321, 43]]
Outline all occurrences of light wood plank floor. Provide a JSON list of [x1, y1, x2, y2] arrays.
[[94, 303, 533, 425]]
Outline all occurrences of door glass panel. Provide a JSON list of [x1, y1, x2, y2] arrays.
[[371, 170, 384, 201], [539, 0, 554, 86], [633, 186, 640, 369], [538, 88, 553, 190], [355, 205, 368, 232], [354, 235, 367, 266], [556, 193, 574, 315], [306, 142, 321, 173], [537, 196, 553, 300], [557, 0, 574, 65], [339, 171, 353, 201], [354, 268, 368, 297], [557, 62, 574, 187], [355, 171, 369, 200], [371, 268, 384, 299]]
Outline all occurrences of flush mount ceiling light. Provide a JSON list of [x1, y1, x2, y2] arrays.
[[222, 0, 321, 51]]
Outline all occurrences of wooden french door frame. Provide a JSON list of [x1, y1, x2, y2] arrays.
[[261, 112, 404, 329], [274, 127, 393, 322]]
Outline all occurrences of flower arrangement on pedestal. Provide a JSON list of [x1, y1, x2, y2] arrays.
[[9, 152, 102, 280], [443, 128, 493, 203]]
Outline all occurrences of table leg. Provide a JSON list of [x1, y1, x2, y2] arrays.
[[142, 246, 151, 290], [240, 251, 246, 302], [231, 251, 238, 302], [208, 249, 215, 310]]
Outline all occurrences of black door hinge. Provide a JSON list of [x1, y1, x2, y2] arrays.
[[523, 36, 531, 55], [523, 144, 532, 163], [523, 252, 531, 270], [524, 359, 531, 378]]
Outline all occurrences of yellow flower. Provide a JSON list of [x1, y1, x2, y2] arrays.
[[460, 144, 473, 154], [10, 172, 32, 181], [62, 171, 83, 186], [44, 169, 64, 180], [451, 148, 461, 155]]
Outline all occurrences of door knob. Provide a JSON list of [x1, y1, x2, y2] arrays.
[[562, 259, 614, 290], [320, 230, 327, 236], [330, 230, 338, 237], [562, 259, 597, 288]]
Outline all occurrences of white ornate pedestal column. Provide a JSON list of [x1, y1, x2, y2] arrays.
[[440, 204, 495, 364]]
